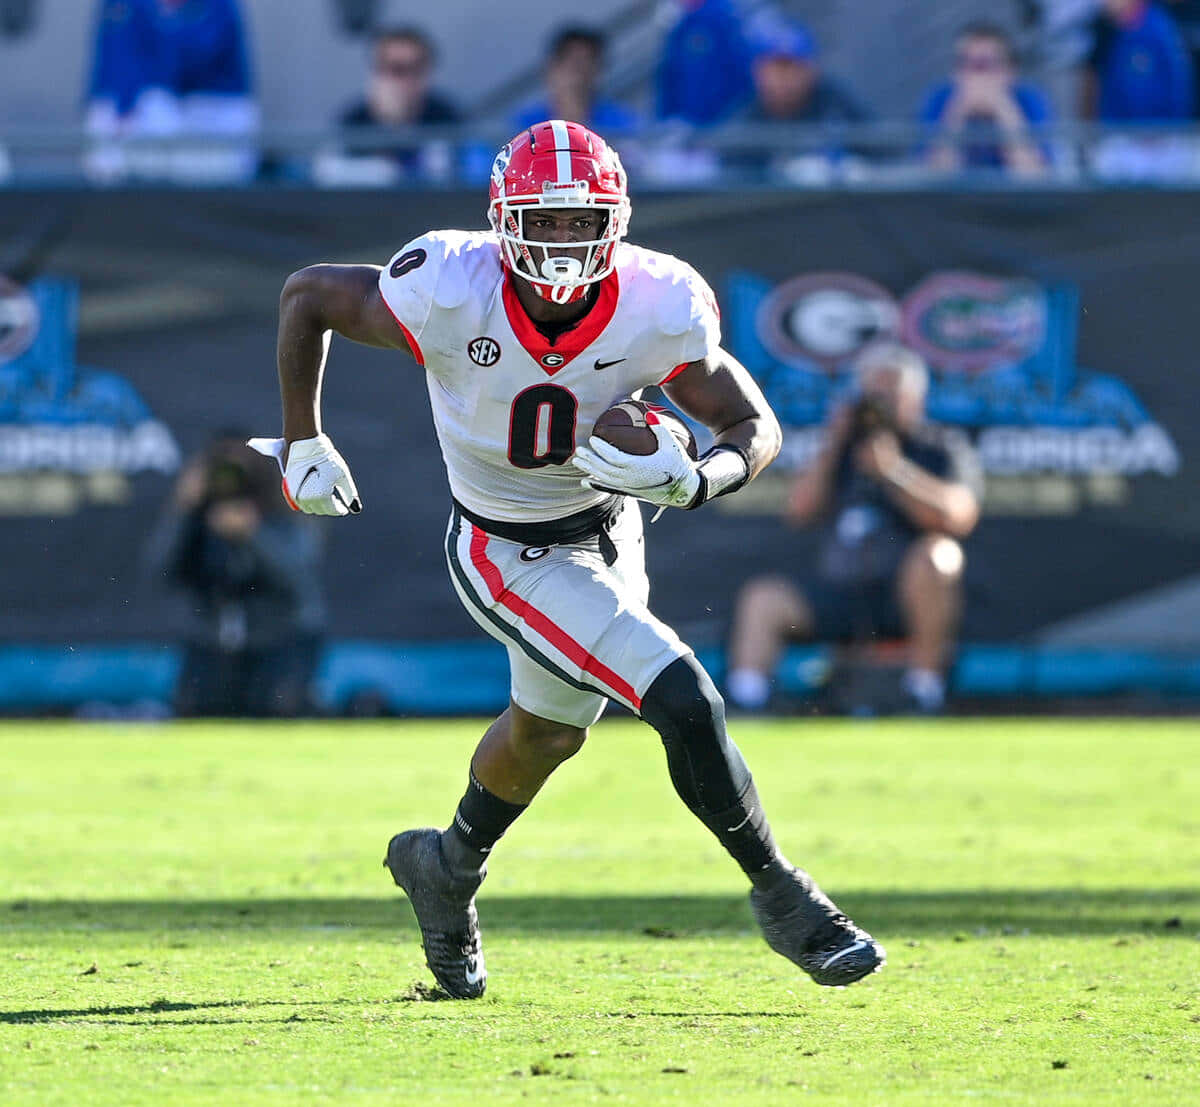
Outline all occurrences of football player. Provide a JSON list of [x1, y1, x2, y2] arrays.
[[253, 120, 884, 998]]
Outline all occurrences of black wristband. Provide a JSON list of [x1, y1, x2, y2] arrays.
[[686, 444, 752, 509]]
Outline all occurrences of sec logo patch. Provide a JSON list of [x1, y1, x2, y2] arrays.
[[468, 337, 501, 366]]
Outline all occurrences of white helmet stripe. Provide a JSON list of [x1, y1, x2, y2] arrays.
[[550, 119, 573, 184]]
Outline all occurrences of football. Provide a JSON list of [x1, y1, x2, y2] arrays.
[[591, 399, 698, 459]]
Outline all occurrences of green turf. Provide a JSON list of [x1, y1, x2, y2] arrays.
[[0, 718, 1197, 1106]]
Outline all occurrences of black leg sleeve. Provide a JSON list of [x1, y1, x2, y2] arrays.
[[641, 655, 785, 883]]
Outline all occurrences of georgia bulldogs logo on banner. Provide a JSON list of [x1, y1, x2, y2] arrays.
[[756, 272, 899, 371]]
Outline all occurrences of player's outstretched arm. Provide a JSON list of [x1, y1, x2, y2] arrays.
[[277, 264, 412, 442], [663, 346, 783, 486]]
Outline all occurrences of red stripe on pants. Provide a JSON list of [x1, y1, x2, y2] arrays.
[[467, 523, 642, 709]]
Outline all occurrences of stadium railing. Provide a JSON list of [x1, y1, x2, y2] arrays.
[[2, 122, 1200, 190]]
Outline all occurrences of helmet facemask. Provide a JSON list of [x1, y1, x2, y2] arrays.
[[490, 182, 630, 305]]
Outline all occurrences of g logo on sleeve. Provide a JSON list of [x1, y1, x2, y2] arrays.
[[390, 249, 427, 279]]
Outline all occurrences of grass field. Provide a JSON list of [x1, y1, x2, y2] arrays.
[[0, 718, 1197, 1106]]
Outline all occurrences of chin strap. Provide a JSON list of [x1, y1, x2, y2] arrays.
[[686, 444, 752, 510]]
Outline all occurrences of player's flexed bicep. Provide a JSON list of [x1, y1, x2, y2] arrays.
[[654, 262, 780, 496], [250, 263, 418, 517], [663, 348, 782, 483], [278, 264, 415, 436]]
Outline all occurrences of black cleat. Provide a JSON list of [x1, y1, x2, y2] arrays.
[[384, 828, 487, 999], [750, 868, 885, 987]]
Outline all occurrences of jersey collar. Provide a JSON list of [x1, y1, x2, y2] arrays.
[[502, 270, 620, 376]]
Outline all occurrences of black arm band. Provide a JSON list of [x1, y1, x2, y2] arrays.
[[687, 444, 752, 509]]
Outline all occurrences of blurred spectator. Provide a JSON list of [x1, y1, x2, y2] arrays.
[[1084, 0, 1196, 178], [330, 26, 460, 183], [1084, 0, 1194, 119], [147, 433, 325, 717], [722, 15, 870, 183], [919, 22, 1053, 175], [742, 16, 868, 125], [512, 27, 638, 133], [1163, 0, 1200, 110], [84, 0, 259, 183], [656, 0, 753, 125], [1036, 0, 1106, 117], [726, 343, 982, 716]]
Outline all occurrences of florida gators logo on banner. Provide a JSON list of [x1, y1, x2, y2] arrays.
[[901, 272, 1046, 373]]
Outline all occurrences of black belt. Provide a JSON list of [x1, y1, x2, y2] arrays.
[[453, 496, 623, 566]]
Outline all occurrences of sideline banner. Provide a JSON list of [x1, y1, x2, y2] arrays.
[[0, 189, 1195, 647]]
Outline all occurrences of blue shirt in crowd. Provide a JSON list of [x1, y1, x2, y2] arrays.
[[512, 99, 640, 135], [919, 80, 1053, 168], [656, 0, 754, 124], [1088, 2, 1195, 121], [88, 0, 252, 115]]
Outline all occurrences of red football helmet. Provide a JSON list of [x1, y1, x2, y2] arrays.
[[488, 120, 631, 304]]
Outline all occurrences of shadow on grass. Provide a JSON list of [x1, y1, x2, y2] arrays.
[[0, 996, 815, 1026], [0, 999, 344, 1026], [4, 888, 1195, 937]]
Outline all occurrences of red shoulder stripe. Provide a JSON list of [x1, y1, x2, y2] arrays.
[[380, 296, 425, 367]]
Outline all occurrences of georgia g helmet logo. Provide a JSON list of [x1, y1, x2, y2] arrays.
[[488, 120, 631, 306], [490, 144, 512, 192]]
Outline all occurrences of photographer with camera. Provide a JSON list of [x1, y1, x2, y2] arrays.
[[727, 342, 982, 714], [146, 431, 326, 717]]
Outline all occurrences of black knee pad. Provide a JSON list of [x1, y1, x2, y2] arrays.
[[641, 655, 749, 812], [641, 653, 724, 736]]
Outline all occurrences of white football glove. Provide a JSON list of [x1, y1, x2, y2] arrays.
[[247, 434, 361, 517], [573, 417, 701, 510]]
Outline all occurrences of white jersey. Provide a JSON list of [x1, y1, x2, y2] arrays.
[[378, 230, 720, 523]]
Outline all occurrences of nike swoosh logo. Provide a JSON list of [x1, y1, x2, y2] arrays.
[[820, 940, 871, 970], [464, 956, 486, 985], [295, 465, 320, 495], [726, 806, 756, 833], [593, 357, 626, 371]]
